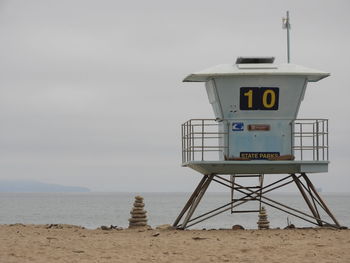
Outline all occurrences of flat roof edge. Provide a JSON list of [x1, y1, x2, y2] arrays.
[[183, 72, 330, 83]]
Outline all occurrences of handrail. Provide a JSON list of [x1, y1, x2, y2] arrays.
[[181, 119, 328, 163]]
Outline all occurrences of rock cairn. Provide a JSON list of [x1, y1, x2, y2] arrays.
[[128, 196, 148, 228], [257, 206, 270, 230]]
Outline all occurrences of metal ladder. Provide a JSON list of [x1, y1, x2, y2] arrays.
[[230, 174, 264, 213]]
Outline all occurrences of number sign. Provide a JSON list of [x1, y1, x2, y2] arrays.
[[240, 87, 279, 110]]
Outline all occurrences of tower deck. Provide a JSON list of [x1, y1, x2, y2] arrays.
[[183, 160, 329, 175]]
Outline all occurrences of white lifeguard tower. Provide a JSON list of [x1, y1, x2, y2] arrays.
[[173, 57, 341, 229]]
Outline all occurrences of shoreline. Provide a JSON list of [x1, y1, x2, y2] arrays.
[[0, 224, 349, 262]]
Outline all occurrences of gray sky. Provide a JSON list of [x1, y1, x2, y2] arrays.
[[0, 0, 349, 192]]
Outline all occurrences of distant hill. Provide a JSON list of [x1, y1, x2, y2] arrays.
[[0, 180, 91, 193]]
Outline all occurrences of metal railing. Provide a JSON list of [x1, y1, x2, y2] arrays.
[[182, 119, 228, 163], [182, 118, 329, 163], [292, 119, 328, 161]]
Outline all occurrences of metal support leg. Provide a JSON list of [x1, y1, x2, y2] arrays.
[[173, 175, 208, 227], [301, 173, 341, 227], [258, 174, 264, 211], [292, 174, 323, 226], [173, 174, 214, 229], [230, 175, 235, 213], [180, 174, 214, 229]]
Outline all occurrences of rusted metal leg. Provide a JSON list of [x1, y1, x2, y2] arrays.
[[230, 175, 235, 213], [178, 174, 214, 229], [292, 174, 323, 226], [173, 175, 208, 227], [301, 173, 341, 227], [258, 174, 264, 211]]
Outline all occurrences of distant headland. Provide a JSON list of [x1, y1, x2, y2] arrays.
[[0, 180, 90, 193]]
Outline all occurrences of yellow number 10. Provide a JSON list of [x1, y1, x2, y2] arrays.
[[241, 87, 278, 110]]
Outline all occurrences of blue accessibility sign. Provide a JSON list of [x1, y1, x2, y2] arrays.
[[232, 122, 244, 131]]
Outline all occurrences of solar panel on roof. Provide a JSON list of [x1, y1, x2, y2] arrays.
[[236, 57, 275, 64]]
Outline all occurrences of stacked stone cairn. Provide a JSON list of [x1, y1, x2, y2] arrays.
[[128, 196, 148, 228], [257, 206, 270, 230]]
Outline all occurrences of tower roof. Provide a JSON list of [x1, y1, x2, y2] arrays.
[[183, 61, 330, 83]]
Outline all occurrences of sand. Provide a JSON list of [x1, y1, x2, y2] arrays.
[[0, 224, 349, 263]]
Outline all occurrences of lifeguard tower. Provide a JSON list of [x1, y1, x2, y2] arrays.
[[173, 57, 341, 229]]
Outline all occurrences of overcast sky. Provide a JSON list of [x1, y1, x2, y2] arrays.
[[0, 0, 349, 192]]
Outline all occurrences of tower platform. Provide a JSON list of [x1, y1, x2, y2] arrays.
[[183, 160, 329, 175]]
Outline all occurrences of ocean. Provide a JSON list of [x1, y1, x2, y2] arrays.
[[0, 192, 349, 229]]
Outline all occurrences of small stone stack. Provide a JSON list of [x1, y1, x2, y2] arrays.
[[257, 206, 270, 230], [128, 196, 148, 228]]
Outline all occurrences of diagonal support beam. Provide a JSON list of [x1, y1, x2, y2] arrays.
[[174, 174, 214, 229], [179, 174, 214, 229], [292, 174, 323, 226], [301, 173, 341, 227], [173, 175, 208, 227]]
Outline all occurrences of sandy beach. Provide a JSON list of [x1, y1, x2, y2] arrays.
[[0, 224, 349, 263]]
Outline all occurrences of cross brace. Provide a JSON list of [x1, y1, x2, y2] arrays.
[[173, 173, 342, 229]]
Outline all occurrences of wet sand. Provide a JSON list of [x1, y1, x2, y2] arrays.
[[0, 224, 349, 263]]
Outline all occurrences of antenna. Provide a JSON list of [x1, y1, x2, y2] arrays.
[[282, 11, 291, 63]]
